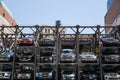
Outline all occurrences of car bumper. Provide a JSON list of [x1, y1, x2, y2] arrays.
[[0, 57, 10, 61], [60, 58, 76, 62]]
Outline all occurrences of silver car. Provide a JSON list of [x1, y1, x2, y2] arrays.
[[61, 70, 76, 80], [17, 72, 31, 79], [104, 72, 120, 80], [36, 71, 54, 79], [0, 49, 14, 61], [0, 71, 11, 79], [60, 49, 76, 62], [80, 52, 97, 62]]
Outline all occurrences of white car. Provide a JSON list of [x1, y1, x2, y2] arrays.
[[60, 49, 76, 62], [104, 72, 120, 80], [0, 71, 11, 79], [80, 52, 97, 62], [17, 73, 31, 79]]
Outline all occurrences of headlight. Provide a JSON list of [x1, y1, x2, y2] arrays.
[[72, 56, 75, 58], [93, 56, 97, 59], [49, 72, 52, 76], [115, 39, 119, 42], [61, 55, 63, 58], [70, 74, 75, 77]]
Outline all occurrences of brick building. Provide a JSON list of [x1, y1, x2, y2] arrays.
[[105, 0, 120, 33]]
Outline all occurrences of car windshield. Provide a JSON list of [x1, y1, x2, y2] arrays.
[[62, 51, 72, 53], [41, 52, 52, 56], [82, 52, 94, 55], [63, 71, 74, 74], [100, 47, 119, 55]]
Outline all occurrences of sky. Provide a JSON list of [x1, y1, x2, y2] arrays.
[[4, 0, 107, 26]]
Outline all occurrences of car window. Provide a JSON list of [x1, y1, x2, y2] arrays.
[[41, 52, 52, 56], [62, 71, 74, 74]]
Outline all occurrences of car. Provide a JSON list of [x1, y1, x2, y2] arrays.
[[0, 48, 14, 62], [40, 52, 54, 63], [82, 73, 97, 80], [0, 71, 11, 79], [101, 36, 119, 47], [16, 53, 34, 62], [101, 47, 120, 63], [16, 72, 31, 79], [60, 49, 76, 63], [104, 72, 120, 80], [61, 70, 76, 80], [102, 54, 120, 63], [39, 38, 55, 46], [17, 37, 35, 46], [80, 52, 97, 63], [16, 46, 34, 54], [35, 70, 55, 80]]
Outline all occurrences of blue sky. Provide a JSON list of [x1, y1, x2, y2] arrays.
[[4, 0, 107, 26]]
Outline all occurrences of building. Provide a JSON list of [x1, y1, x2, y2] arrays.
[[0, 0, 16, 34], [105, 0, 120, 33], [42, 26, 66, 34]]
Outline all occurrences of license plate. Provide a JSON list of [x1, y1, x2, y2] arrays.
[[43, 74, 47, 77], [44, 40, 48, 42], [45, 58, 48, 61], [23, 41, 27, 43], [22, 58, 27, 60], [21, 76, 27, 78], [111, 57, 115, 59], [112, 76, 115, 78]]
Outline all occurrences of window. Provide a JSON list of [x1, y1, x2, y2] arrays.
[[45, 28, 50, 33], [2, 13, 5, 17], [45, 29, 47, 33], [48, 29, 50, 33]]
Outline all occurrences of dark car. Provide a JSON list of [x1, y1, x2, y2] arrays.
[[40, 52, 54, 63], [100, 47, 120, 63], [102, 54, 120, 63], [101, 36, 119, 47], [36, 70, 55, 80], [82, 73, 97, 80], [60, 49, 76, 63], [61, 70, 76, 80], [39, 38, 55, 46], [16, 53, 34, 62], [0, 48, 14, 62], [17, 37, 35, 46]]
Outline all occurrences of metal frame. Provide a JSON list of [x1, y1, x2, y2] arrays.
[[0, 24, 119, 80]]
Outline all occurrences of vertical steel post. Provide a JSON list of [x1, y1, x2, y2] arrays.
[[75, 25, 80, 80], [55, 20, 61, 80], [97, 25, 102, 80], [11, 25, 18, 80]]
